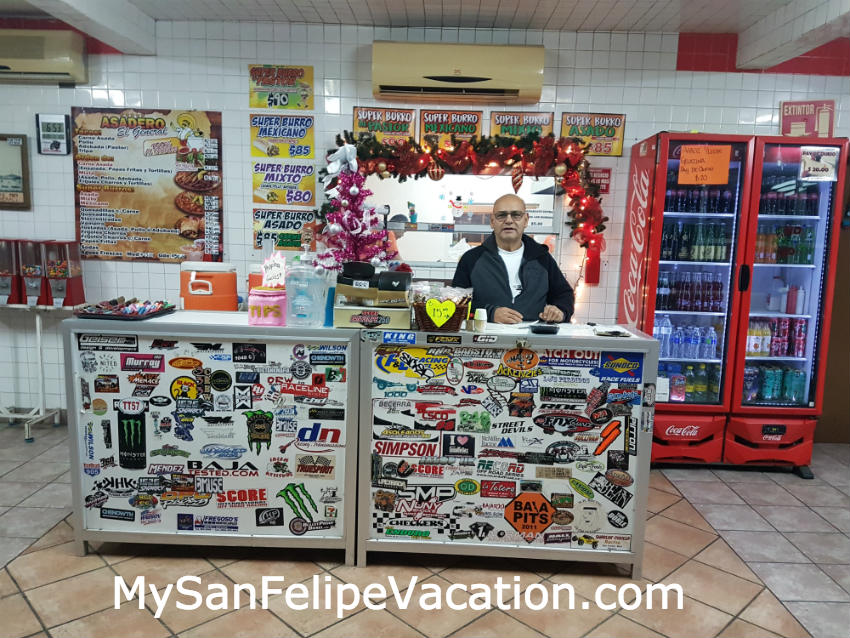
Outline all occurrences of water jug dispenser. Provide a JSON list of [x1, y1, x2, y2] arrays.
[[285, 248, 326, 326]]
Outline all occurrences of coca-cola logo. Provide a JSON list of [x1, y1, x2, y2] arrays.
[[665, 425, 700, 437], [621, 168, 650, 327]]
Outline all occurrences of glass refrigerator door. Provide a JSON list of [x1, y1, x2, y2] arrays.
[[740, 142, 842, 408], [655, 141, 750, 405]]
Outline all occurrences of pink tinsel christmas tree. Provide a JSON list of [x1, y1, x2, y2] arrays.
[[315, 166, 397, 271]]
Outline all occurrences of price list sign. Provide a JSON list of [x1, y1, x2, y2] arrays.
[[249, 65, 314, 110], [71, 107, 223, 263]]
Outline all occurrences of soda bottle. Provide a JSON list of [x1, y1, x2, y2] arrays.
[[695, 364, 708, 402], [698, 186, 709, 213], [767, 227, 778, 263], [720, 190, 733, 213], [747, 320, 761, 356], [693, 272, 704, 312], [711, 273, 723, 312], [691, 224, 705, 261], [668, 270, 679, 309], [806, 188, 819, 215], [665, 189, 676, 211], [789, 226, 802, 264], [658, 314, 673, 358], [755, 227, 765, 263], [670, 222, 680, 260], [786, 189, 799, 215], [670, 366, 687, 402], [688, 188, 700, 212], [708, 188, 721, 213], [704, 225, 716, 262], [684, 365, 696, 402], [657, 272, 671, 311], [708, 365, 721, 402], [677, 188, 688, 212], [660, 224, 674, 261], [802, 226, 815, 265], [670, 325, 685, 359], [677, 224, 692, 261], [679, 272, 692, 311], [760, 321, 772, 357]]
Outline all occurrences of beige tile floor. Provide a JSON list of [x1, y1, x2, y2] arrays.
[[1, 422, 847, 638]]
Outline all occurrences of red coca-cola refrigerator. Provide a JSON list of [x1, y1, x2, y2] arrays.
[[617, 132, 848, 475]]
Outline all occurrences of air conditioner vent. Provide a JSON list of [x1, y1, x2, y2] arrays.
[[0, 29, 87, 85]]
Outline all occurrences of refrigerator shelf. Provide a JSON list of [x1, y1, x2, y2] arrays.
[[659, 260, 731, 267], [660, 357, 722, 364], [745, 356, 808, 362], [663, 212, 736, 218], [752, 263, 816, 269], [749, 312, 811, 319], [757, 214, 821, 221], [655, 310, 726, 317]]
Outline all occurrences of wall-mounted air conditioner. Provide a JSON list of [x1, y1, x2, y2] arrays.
[[0, 29, 87, 85], [372, 41, 544, 104]]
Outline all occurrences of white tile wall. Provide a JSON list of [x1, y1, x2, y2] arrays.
[[0, 21, 848, 410]]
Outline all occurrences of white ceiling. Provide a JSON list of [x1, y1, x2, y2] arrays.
[[0, 0, 797, 33]]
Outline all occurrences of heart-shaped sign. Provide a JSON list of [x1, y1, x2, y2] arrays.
[[425, 299, 456, 328], [456, 436, 469, 445]]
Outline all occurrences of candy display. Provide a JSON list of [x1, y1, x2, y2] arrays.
[[76, 297, 176, 320]]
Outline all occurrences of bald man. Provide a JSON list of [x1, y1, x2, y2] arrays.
[[452, 194, 574, 324]]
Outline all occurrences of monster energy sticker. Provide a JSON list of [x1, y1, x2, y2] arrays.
[[277, 482, 334, 535], [117, 410, 146, 469], [245, 410, 273, 454]]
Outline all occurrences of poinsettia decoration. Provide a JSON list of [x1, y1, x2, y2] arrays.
[[322, 131, 608, 251]]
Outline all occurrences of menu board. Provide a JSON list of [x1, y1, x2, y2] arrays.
[[368, 342, 644, 550], [420, 110, 483, 150], [76, 335, 350, 539], [560, 112, 626, 157], [249, 65, 314, 110], [249, 114, 315, 159], [353, 107, 416, 144], [490, 112, 554, 138], [71, 108, 223, 263]]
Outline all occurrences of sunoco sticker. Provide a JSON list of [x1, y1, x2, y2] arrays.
[[594, 352, 643, 382]]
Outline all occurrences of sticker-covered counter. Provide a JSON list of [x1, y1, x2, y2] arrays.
[[357, 325, 658, 577], [63, 311, 358, 564]]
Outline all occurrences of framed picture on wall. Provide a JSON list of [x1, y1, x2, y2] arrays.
[[0, 133, 31, 210]]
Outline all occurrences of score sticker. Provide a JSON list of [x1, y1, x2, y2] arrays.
[[425, 299, 456, 327]]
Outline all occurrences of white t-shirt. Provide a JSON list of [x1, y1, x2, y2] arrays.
[[498, 246, 524, 301]]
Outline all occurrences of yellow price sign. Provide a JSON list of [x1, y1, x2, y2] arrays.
[[425, 299, 457, 328]]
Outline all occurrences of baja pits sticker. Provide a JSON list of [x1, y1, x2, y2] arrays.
[[100, 507, 135, 522], [77, 334, 138, 352], [589, 472, 634, 509], [504, 492, 554, 542], [295, 454, 336, 479], [594, 352, 643, 382]]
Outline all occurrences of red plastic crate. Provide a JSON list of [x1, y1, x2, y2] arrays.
[[723, 417, 815, 467], [652, 414, 725, 464]]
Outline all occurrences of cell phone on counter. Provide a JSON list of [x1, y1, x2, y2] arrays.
[[530, 322, 559, 334]]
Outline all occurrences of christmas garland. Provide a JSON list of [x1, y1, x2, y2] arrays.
[[324, 131, 608, 250]]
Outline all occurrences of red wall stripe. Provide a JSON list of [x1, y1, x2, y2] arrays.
[[677, 33, 850, 76]]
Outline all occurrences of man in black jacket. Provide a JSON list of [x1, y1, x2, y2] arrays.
[[452, 194, 574, 324]]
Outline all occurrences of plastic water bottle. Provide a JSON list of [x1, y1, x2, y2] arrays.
[[658, 315, 672, 358], [670, 326, 685, 359], [700, 326, 718, 360], [687, 327, 701, 359]]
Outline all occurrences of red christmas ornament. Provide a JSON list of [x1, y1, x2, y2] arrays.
[[511, 164, 524, 193], [427, 160, 445, 181]]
